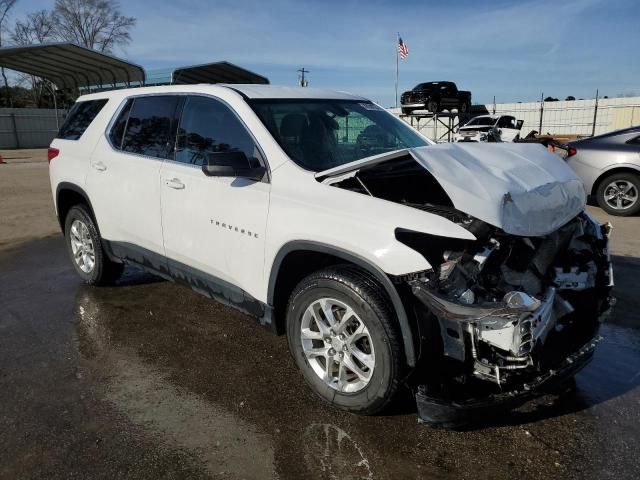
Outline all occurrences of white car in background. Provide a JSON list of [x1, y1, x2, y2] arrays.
[[455, 115, 523, 142], [49, 84, 612, 427]]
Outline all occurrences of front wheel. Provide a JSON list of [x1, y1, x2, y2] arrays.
[[427, 100, 439, 113], [459, 101, 469, 114], [596, 172, 640, 216], [64, 205, 124, 285], [286, 266, 402, 415]]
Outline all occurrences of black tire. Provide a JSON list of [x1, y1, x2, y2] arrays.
[[64, 205, 124, 285], [401, 107, 411, 115], [596, 172, 640, 216], [427, 100, 439, 113], [459, 101, 469, 114], [286, 266, 402, 415]]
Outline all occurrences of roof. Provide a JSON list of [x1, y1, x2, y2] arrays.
[[76, 84, 368, 104], [0, 43, 145, 89], [574, 125, 640, 143], [171, 62, 268, 85], [223, 84, 366, 100]]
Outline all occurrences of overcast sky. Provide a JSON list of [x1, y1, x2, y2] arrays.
[[10, 0, 640, 106]]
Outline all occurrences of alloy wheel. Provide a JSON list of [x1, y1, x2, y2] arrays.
[[604, 180, 638, 210], [69, 219, 96, 273], [300, 298, 375, 393]]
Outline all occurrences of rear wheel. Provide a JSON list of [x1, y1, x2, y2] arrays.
[[459, 101, 469, 114], [64, 205, 124, 285], [286, 266, 402, 414], [596, 172, 640, 216]]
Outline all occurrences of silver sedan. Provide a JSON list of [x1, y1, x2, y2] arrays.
[[567, 126, 640, 216]]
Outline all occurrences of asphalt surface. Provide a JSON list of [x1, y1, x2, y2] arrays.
[[0, 234, 638, 480]]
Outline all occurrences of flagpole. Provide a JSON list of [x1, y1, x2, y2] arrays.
[[395, 33, 399, 108]]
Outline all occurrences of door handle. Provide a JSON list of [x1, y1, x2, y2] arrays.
[[92, 161, 107, 171], [165, 178, 185, 190]]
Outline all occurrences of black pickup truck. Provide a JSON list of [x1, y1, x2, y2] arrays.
[[400, 81, 471, 115]]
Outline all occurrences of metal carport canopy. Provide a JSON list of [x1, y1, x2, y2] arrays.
[[0, 42, 145, 89], [172, 61, 269, 85]]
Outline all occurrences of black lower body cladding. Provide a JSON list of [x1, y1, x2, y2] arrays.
[[403, 213, 614, 427]]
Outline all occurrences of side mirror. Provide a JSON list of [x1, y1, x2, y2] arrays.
[[202, 151, 266, 181]]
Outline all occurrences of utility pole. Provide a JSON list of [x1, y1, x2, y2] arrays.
[[592, 89, 599, 136], [297, 67, 309, 87], [539, 91, 544, 134]]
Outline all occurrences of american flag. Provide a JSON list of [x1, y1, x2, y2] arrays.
[[397, 36, 409, 59]]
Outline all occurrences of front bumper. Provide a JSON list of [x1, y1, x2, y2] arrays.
[[455, 132, 485, 142], [415, 337, 599, 428], [406, 214, 613, 427]]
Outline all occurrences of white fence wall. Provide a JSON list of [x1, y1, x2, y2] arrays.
[[390, 96, 640, 141]]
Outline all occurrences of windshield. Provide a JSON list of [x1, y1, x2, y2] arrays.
[[414, 82, 440, 90], [249, 100, 429, 171], [463, 117, 495, 127]]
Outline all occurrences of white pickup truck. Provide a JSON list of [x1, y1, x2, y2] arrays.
[[49, 84, 612, 426], [455, 114, 523, 142]]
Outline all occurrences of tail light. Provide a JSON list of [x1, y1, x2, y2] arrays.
[[567, 146, 577, 157], [48, 147, 60, 163]]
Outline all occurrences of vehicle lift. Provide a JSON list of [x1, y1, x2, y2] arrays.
[[400, 110, 473, 143]]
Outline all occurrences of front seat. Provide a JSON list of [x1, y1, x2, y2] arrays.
[[301, 112, 338, 170], [279, 113, 308, 162]]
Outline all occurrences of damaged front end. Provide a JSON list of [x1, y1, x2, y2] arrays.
[[402, 213, 614, 427], [319, 144, 615, 426]]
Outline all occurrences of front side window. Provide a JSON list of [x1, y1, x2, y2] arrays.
[[250, 100, 428, 171], [120, 96, 180, 159], [497, 116, 516, 129], [175, 96, 261, 167], [57, 99, 108, 140], [626, 135, 640, 145]]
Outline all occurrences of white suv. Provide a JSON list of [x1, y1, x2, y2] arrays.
[[50, 84, 613, 426], [454, 115, 523, 142]]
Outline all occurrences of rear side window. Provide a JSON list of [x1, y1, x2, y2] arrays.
[[57, 99, 108, 140], [108, 99, 133, 149], [113, 96, 180, 159]]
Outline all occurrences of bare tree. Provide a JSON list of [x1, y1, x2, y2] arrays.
[[0, 0, 17, 106], [52, 0, 135, 53], [12, 10, 56, 106], [12, 9, 55, 44]]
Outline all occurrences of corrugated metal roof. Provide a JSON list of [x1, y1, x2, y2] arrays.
[[172, 62, 268, 85], [0, 43, 145, 89]]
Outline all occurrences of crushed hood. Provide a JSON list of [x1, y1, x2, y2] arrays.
[[317, 143, 586, 237]]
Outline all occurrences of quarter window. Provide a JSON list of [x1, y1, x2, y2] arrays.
[[120, 96, 180, 159], [175, 96, 261, 167], [57, 99, 108, 140]]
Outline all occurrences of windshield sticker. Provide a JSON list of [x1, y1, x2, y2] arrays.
[[359, 103, 383, 111]]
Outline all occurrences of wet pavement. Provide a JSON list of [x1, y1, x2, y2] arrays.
[[1, 235, 639, 479]]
